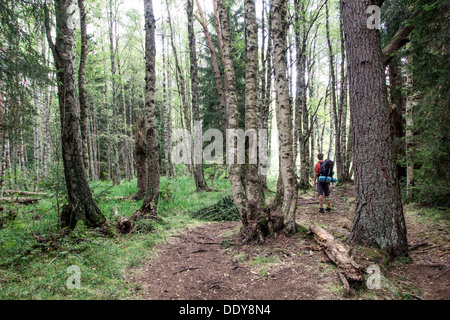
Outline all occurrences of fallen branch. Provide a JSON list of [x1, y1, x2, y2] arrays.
[[191, 249, 207, 254], [0, 197, 41, 205], [429, 268, 450, 281], [309, 224, 364, 285], [409, 242, 428, 251], [4, 190, 50, 197], [337, 270, 351, 296]]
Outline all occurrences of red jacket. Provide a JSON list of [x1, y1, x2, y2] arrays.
[[314, 160, 325, 175]]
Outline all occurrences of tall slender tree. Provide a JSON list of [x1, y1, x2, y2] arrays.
[[78, 0, 89, 177], [187, 0, 208, 191], [44, 0, 106, 230], [272, 0, 298, 233], [216, 0, 249, 221], [132, 0, 160, 220], [108, 0, 121, 185]]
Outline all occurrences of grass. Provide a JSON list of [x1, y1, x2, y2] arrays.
[[0, 175, 232, 300]]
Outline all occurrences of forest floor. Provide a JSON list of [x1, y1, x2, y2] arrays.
[[131, 183, 450, 300]]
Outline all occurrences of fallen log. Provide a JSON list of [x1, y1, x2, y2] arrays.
[[0, 197, 41, 205], [3, 190, 50, 197], [309, 224, 364, 293], [116, 216, 133, 234]]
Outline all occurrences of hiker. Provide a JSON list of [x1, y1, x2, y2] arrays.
[[314, 153, 332, 213]]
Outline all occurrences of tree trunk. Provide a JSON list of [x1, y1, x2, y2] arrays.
[[259, 0, 271, 188], [310, 224, 363, 283], [167, 2, 194, 179], [188, 0, 208, 192], [339, 1, 349, 182], [101, 38, 112, 181], [116, 29, 130, 182], [342, 0, 409, 258], [128, 81, 135, 180], [88, 98, 97, 181], [213, 0, 229, 123], [45, 0, 106, 230], [33, 83, 41, 191], [196, 0, 228, 131], [406, 73, 414, 201], [326, 0, 342, 181], [0, 95, 5, 193], [272, 0, 298, 233], [78, 0, 89, 177], [18, 113, 29, 190], [133, 113, 147, 200], [389, 60, 406, 180], [165, 67, 174, 178], [108, 0, 121, 185], [132, 0, 160, 220], [241, 0, 267, 242], [294, 0, 308, 189], [161, 33, 170, 177], [217, 0, 249, 220]]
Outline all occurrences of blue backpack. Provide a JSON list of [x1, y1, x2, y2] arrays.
[[319, 160, 336, 183]]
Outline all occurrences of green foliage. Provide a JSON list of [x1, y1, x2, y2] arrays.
[[406, 0, 450, 207], [191, 196, 240, 221], [198, 0, 246, 132], [0, 175, 233, 299], [159, 179, 175, 202]]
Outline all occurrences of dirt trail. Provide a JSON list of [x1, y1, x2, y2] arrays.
[[132, 184, 449, 300], [133, 221, 337, 300]]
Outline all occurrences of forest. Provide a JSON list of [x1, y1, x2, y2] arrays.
[[0, 0, 448, 301]]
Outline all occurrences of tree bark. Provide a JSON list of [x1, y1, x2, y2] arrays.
[[406, 72, 414, 201], [132, 0, 160, 220], [310, 224, 363, 283], [45, 0, 107, 230], [217, 0, 249, 221], [78, 0, 89, 177], [116, 28, 130, 181], [389, 60, 406, 180], [196, 0, 228, 131], [272, 0, 298, 233], [339, 1, 350, 182], [326, 0, 342, 181], [108, 0, 121, 185], [342, 0, 409, 257], [167, 1, 193, 179], [33, 83, 41, 191], [259, 0, 271, 188], [188, 0, 208, 192], [241, 0, 267, 242], [294, 0, 308, 189], [133, 113, 147, 200], [383, 25, 414, 67]]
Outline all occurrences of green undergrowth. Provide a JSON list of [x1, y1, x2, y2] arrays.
[[0, 176, 232, 299]]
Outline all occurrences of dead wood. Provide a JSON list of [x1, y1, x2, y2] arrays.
[[309, 224, 364, 284], [0, 197, 41, 205], [4, 190, 50, 197], [117, 216, 133, 234], [337, 270, 351, 296], [409, 242, 428, 251]]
